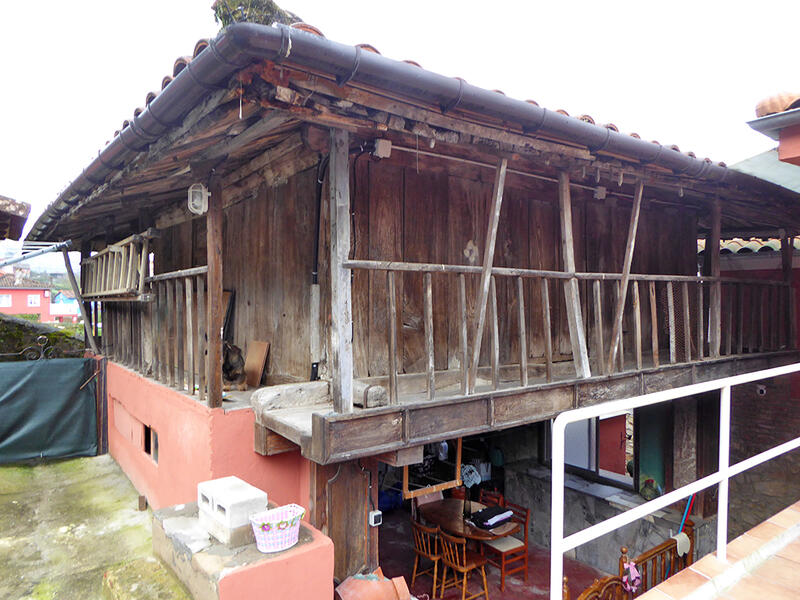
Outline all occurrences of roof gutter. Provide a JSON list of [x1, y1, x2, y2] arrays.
[[747, 107, 800, 141], [29, 23, 751, 240]]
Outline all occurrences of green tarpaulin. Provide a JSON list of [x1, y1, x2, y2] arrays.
[[0, 358, 97, 463]]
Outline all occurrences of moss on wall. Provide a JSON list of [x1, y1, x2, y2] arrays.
[[0, 314, 83, 360]]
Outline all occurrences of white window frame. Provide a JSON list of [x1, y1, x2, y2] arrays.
[[0, 294, 11, 308], [27, 294, 40, 307]]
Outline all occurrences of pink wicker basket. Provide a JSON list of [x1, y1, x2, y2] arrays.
[[250, 504, 305, 553]]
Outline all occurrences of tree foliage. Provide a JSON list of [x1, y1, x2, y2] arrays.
[[211, 0, 301, 28]]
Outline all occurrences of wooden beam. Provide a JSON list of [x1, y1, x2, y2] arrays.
[[682, 282, 692, 362], [517, 277, 528, 386], [387, 271, 399, 404], [649, 281, 659, 367], [458, 274, 469, 393], [632, 281, 643, 370], [329, 128, 354, 413], [558, 171, 591, 378], [468, 158, 508, 392], [207, 176, 224, 408], [541, 278, 553, 382], [707, 198, 722, 357], [254, 423, 300, 456], [424, 272, 435, 399], [62, 249, 100, 355], [606, 180, 644, 372], [667, 281, 676, 363], [593, 280, 605, 375]]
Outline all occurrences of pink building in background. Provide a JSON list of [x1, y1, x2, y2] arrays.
[[0, 273, 51, 322]]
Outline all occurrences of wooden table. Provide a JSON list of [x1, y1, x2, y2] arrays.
[[418, 498, 519, 541]]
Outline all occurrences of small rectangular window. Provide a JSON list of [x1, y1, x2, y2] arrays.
[[143, 425, 158, 464], [0, 294, 11, 308], [27, 294, 40, 307]]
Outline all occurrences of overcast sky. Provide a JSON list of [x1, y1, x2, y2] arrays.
[[1, 0, 798, 247]]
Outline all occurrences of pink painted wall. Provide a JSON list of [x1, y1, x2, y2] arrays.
[[107, 362, 311, 510], [217, 526, 334, 600], [0, 288, 51, 321]]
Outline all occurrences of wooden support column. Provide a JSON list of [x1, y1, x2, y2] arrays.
[[467, 158, 508, 393], [558, 171, 591, 378], [329, 129, 354, 413], [606, 180, 644, 372], [62, 248, 100, 355], [707, 198, 722, 357], [781, 233, 796, 349], [207, 177, 224, 408]]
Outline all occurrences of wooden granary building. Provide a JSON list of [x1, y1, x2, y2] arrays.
[[28, 22, 800, 580]]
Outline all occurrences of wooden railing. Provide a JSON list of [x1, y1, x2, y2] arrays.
[[100, 266, 208, 401], [81, 229, 158, 300], [618, 520, 694, 596], [344, 260, 795, 402]]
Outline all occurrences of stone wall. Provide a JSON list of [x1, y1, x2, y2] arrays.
[[505, 460, 715, 575], [0, 313, 83, 359], [728, 376, 800, 538]]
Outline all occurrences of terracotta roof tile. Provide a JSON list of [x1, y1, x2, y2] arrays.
[[755, 91, 800, 118]]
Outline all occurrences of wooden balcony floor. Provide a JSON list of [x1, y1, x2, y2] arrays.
[[258, 349, 800, 464]]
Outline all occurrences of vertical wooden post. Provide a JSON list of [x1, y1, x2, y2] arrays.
[[682, 282, 692, 362], [458, 274, 469, 393], [607, 180, 644, 372], [649, 281, 659, 367], [697, 283, 705, 358], [781, 233, 796, 349], [541, 278, 553, 382], [707, 198, 722, 357], [517, 276, 528, 386], [387, 271, 399, 404], [468, 158, 508, 392], [558, 171, 591, 378], [593, 280, 605, 375], [667, 281, 676, 363], [632, 281, 642, 370], [197, 276, 207, 402], [489, 276, 499, 390], [329, 129, 354, 413], [736, 283, 744, 354], [207, 177, 224, 408], [423, 272, 435, 399], [185, 277, 195, 394]]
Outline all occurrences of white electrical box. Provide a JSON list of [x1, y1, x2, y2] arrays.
[[368, 510, 382, 527]]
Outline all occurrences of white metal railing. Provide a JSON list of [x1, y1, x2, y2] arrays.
[[550, 362, 800, 600]]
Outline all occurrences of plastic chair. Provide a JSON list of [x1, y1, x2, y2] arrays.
[[439, 530, 490, 600], [481, 500, 529, 591], [411, 519, 442, 598], [478, 488, 505, 508]]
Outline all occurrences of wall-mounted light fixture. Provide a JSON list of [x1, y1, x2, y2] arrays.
[[188, 183, 210, 215]]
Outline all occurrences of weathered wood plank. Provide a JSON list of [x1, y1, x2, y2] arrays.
[[468, 158, 508, 392], [593, 280, 605, 375], [175, 279, 185, 390], [558, 171, 591, 378], [541, 278, 553, 382], [682, 281, 692, 362], [725, 285, 733, 355], [387, 271, 399, 404], [697, 283, 705, 359], [633, 281, 642, 370], [708, 199, 722, 357], [458, 273, 469, 393], [615, 282, 625, 371], [329, 129, 354, 413], [185, 277, 196, 394], [207, 177, 224, 407], [489, 276, 499, 390], [667, 281, 676, 363], [61, 249, 100, 354], [648, 281, 657, 366], [736, 283, 744, 354], [166, 278, 176, 386], [607, 180, 643, 372], [516, 276, 528, 386], [197, 276, 207, 402], [254, 423, 300, 456], [423, 272, 435, 399]]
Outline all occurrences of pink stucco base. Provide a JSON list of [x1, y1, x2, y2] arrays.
[[217, 526, 334, 600], [107, 361, 311, 510]]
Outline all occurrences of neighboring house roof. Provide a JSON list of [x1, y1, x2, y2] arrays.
[[0, 274, 48, 289], [755, 92, 800, 118], [732, 149, 800, 194], [748, 92, 800, 141], [0, 194, 31, 241], [27, 22, 800, 241], [697, 237, 800, 255]]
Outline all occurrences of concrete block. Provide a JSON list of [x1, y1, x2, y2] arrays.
[[197, 476, 268, 543], [198, 510, 255, 547]]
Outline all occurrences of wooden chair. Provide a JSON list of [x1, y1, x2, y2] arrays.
[[619, 519, 695, 595], [411, 519, 442, 599], [478, 488, 505, 507], [439, 530, 490, 600], [481, 500, 529, 591], [450, 486, 468, 500], [570, 576, 627, 600]]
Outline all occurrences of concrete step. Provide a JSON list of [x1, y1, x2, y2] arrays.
[[102, 558, 191, 600]]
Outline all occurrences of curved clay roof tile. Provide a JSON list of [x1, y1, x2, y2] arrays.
[[629, 132, 641, 139], [133, 107, 143, 118], [173, 56, 191, 77], [291, 23, 325, 37], [556, 109, 570, 116], [356, 43, 380, 54], [579, 114, 595, 124], [525, 99, 539, 107], [161, 76, 173, 90], [755, 92, 800, 118], [403, 60, 422, 68], [193, 39, 209, 58], [604, 123, 619, 132], [145, 92, 157, 106]]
